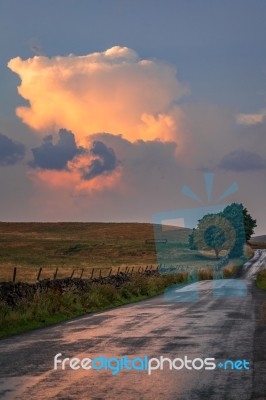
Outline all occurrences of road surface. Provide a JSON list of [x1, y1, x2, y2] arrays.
[[0, 250, 266, 400]]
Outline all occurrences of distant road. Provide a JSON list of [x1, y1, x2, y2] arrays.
[[243, 249, 266, 279], [0, 251, 265, 400]]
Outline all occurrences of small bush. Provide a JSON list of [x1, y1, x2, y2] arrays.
[[245, 244, 254, 259], [223, 265, 239, 278], [198, 269, 213, 280], [257, 269, 266, 290]]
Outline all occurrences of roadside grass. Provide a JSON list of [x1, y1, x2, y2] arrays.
[[197, 244, 253, 280], [0, 262, 242, 339], [223, 265, 240, 278], [198, 269, 213, 280], [256, 269, 266, 290], [0, 247, 253, 338], [245, 243, 255, 259], [0, 272, 188, 338], [197, 265, 240, 280]]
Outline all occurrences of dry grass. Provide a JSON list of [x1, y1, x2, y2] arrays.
[[197, 265, 240, 280], [245, 243, 255, 258], [198, 269, 213, 280], [223, 265, 239, 278], [0, 222, 184, 282]]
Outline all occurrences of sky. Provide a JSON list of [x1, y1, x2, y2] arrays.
[[0, 0, 266, 234]]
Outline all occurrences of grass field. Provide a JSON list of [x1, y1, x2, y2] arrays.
[[0, 222, 254, 283], [0, 222, 192, 282]]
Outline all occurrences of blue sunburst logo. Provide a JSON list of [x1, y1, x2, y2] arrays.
[[181, 172, 239, 205]]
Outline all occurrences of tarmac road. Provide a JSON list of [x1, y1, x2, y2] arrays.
[[0, 250, 265, 400]]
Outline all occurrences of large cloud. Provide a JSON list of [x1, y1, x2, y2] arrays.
[[8, 46, 188, 143], [0, 132, 25, 165]]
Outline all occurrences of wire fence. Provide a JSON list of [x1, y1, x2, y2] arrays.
[[1, 264, 160, 284]]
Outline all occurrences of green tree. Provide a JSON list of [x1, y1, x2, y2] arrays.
[[188, 228, 196, 250], [243, 207, 257, 241], [222, 203, 256, 256]]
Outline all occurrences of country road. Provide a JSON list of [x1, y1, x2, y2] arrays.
[[0, 251, 266, 400]]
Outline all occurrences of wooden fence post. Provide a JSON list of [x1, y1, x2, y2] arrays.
[[37, 267, 42, 281], [54, 267, 58, 280], [70, 269, 75, 279], [80, 269, 84, 279], [91, 268, 94, 279], [12, 267, 17, 283], [99, 269, 102, 278], [117, 266, 120, 275], [109, 268, 112, 276]]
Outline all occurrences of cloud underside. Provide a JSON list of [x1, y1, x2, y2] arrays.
[[28, 129, 120, 190], [29, 129, 83, 170], [28, 130, 178, 193]]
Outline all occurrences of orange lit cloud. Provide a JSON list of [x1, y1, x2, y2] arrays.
[[30, 167, 122, 193], [8, 46, 188, 143], [236, 110, 266, 125]]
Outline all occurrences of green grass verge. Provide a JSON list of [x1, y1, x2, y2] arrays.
[[256, 269, 266, 290], [0, 273, 187, 338]]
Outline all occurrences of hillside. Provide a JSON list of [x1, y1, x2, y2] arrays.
[[0, 222, 191, 282], [250, 235, 266, 243]]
